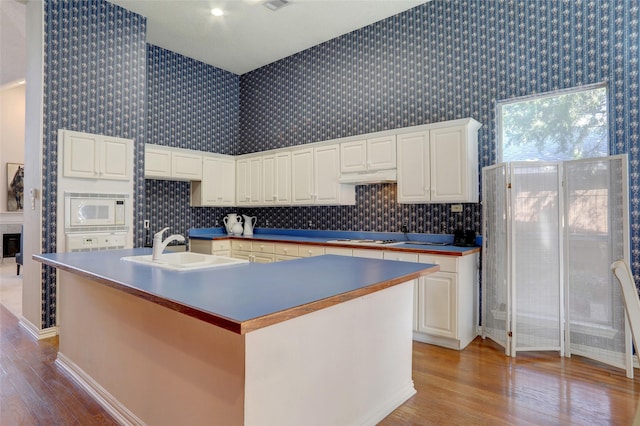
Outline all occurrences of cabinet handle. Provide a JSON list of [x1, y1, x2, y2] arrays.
[[284, 248, 288, 253]]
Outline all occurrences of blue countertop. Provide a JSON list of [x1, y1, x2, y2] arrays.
[[34, 248, 438, 334], [189, 228, 481, 256]]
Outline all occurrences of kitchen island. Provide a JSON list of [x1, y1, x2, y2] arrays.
[[34, 248, 438, 426]]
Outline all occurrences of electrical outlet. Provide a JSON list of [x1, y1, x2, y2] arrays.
[[451, 204, 463, 213], [143, 220, 150, 229]]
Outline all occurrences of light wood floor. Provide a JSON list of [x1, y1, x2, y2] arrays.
[[2, 304, 640, 425]]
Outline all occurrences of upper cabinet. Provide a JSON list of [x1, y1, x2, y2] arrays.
[[145, 144, 202, 181], [292, 144, 355, 205], [191, 155, 235, 207], [236, 156, 262, 206], [62, 130, 133, 181], [397, 119, 481, 204], [340, 135, 396, 173], [262, 151, 292, 205], [146, 118, 481, 207]]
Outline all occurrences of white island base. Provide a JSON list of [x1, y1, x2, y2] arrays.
[[56, 271, 416, 426]]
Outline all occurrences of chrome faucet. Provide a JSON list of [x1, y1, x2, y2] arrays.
[[152, 227, 185, 260]]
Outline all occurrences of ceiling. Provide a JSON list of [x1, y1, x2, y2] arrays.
[[108, 0, 429, 75]]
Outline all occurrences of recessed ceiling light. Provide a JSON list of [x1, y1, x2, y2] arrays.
[[263, 0, 289, 12], [211, 8, 224, 16]]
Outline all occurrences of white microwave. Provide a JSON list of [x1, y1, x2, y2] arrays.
[[65, 193, 128, 229]]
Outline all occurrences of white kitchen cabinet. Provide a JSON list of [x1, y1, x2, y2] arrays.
[[191, 155, 235, 207], [144, 145, 202, 181], [262, 152, 291, 205], [62, 130, 132, 181], [236, 156, 262, 206], [145, 146, 172, 178], [414, 253, 478, 350], [190, 239, 231, 257], [397, 118, 481, 204], [291, 144, 355, 205], [291, 148, 314, 204], [353, 249, 384, 259], [172, 151, 203, 180], [274, 243, 299, 260], [324, 247, 353, 256], [340, 135, 396, 173]]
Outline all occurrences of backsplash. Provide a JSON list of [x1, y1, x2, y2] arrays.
[[238, 185, 480, 234]]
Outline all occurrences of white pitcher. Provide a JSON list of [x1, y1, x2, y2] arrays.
[[223, 213, 242, 234], [242, 215, 257, 236]]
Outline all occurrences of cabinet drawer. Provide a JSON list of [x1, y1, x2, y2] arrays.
[[418, 254, 457, 273], [232, 250, 252, 261], [353, 249, 383, 259], [211, 239, 231, 252], [231, 240, 251, 251], [212, 250, 231, 257], [383, 251, 419, 262], [252, 241, 275, 253], [253, 253, 274, 263], [299, 246, 325, 257], [324, 247, 353, 256], [275, 243, 299, 256], [275, 254, 300, 262]]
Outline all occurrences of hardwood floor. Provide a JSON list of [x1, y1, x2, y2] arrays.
[[2, 303, 639, 425]]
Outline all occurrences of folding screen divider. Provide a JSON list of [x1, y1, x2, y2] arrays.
[[482, 155, 632, 377]]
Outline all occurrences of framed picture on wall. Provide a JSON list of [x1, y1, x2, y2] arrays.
[[7, 163, 24, 211]]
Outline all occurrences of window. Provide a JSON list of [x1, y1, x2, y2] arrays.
[[498, 84, 609, 162]]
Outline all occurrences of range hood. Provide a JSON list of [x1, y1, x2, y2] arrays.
[[338, 169, 397, 185]]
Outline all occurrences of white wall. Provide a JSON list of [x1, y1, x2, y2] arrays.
[[0, 82, 26, 213]]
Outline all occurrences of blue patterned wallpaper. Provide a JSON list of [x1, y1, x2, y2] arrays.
[[146, 45, 238, 154], [145, 45, 239, 236], [238, 0, 640, 278], [42, 0, 146, 327]]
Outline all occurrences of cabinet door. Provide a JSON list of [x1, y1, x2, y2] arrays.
[[63, 131, 99, 178], [172, 151, 202, 181], [201, 157, 235, 206], [291, 148, 314, 204], [397, 131, 430, 203], [262, 154, 276, 204], [100, 136, 131, 180], [216, 158, 236, 205], [340, 139, 367, 173], [417, 272, 457, 338], [314, 144, 341, 204], [248, 156, 262, 204], [145, 147, 172, 178], [367, 135, 396, 170], [430, 125, 469, 202], [274, 152, 292, 204], [236, 159, 250, 205]]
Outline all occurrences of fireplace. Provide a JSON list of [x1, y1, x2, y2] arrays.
[[3, 233, 20, 258]]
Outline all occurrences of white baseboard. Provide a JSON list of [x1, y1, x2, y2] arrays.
[[358, 381, 416, 426], [56, 352, 145, 426], [19, 317, 58, 340]]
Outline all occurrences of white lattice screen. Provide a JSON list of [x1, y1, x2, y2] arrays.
[[482, 156, 631, 375]]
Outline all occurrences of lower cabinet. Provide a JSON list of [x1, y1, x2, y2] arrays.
[[193, 237, 478, 350], [413, 253, 479, 350], [189, 239, 231, 257]]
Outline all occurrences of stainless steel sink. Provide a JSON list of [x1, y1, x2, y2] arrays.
[[121, 252, 249, 271]]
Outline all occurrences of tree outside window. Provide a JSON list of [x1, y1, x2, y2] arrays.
[[499, 85, 609, 162]]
